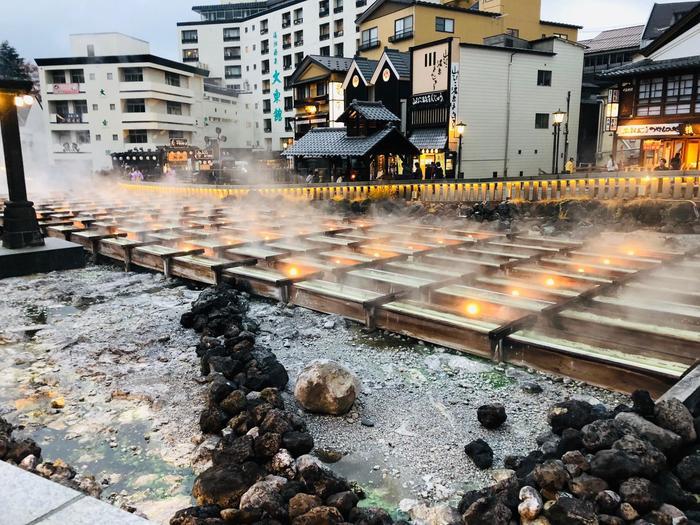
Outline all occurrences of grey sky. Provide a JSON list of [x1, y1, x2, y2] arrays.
[[3, 0, 672, 62]]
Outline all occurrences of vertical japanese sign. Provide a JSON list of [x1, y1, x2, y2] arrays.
[[272, 32, 283, 126], [604, 89, 619, 132], [449, 63, 459, 129]]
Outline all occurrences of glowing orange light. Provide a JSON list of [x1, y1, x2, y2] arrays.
[[577, 268, 585, 273], [288, 267, 299, 277], [511, 290, 520, 297], [603, 259, 611, 265], [627, 250, 635, 256], [334, 259, 341, 264], [437, 239, 444, 244], [545, 278, 555, 287], [408, 245, 414, 250], [466, 303, 480, 316], [373, 252, 380, 257]]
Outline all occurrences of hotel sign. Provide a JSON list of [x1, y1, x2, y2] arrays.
[[52, 83, 80, 94], [617, 123, 682, 137], [411, 91, 447, 108]]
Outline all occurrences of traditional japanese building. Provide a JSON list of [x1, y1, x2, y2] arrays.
[[283, 100, 418, 179], [600, 3, 700, 170]]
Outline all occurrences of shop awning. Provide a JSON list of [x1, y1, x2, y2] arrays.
[[283, 126, 418, 158], [409, 128, 448, 151]]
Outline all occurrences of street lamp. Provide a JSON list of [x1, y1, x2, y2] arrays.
[[551, 110, 566, 175], [456, 121, 466, 179], [0, 78, 43, 249]]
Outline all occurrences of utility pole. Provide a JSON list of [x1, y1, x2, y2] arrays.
[[562, 90, 571, 173]]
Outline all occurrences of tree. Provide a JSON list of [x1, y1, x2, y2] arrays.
[[0, 40, 30, 81]]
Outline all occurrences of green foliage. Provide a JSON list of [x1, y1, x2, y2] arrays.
[[0, 40, 30, 81]]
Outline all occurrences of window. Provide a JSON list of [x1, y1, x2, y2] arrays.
[[283, 55, 292, 70], [360, 27, 378, 49], [70, 69, 85, 83], [182, 30, 198, 43], [294, 30, 303, 46], [320, 23, 330, 40], [262, 59, 270, 74], [297, 84, 311, 99], [92, 103, 98, 111], [112, 134, 118, 141], [224, 27, 240, 40], [87, 44, 95, 57], [285, 117, 294, 132], [110, 103, 116, 110], [320, 46, 330, 56], [537, 70, 552, 87], [77, 131, 90, 144], [284, 96, 293, 110], [93, 133, 100, 142], [167, 101, 182, 115], [123, 68, 143, 82], [51, 71, 66, 83], [261, 39, 269, 54], [637, 77, 663, 116], [436, 17, 454, 33], [225, 65, 242, 78], [334, 19, 344, 37], [295, 52, 304, 66], [165, 72, 181, 86], [334, 43, 344, 56], [334, 0, 343, 12], [665, 75, 693, 115], [127, 130, 148, 143], [282, 12, 291, 27], [262, 79, 271, 93], [224, 46, 241, 59], [107, 72, 113, 80], [89, 73, 95, 81], [169, 130, 184, 139], [182, 49, 199, 62], [264, 118, 272, 132], [283, 33, 292, 48], [392, 15, 413, 41], [535, 113, 549, 129], [126, 99, 146, 113], [263, 99, 271, 113], [294, 8, 303, 23], [505, 28, 519, 37], [316, 82, 327, 96], [74, 100, 88, 114]]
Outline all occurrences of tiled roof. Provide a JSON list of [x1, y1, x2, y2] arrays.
[[337, 101, 400, 123], [599, 55, 700, 77], [355, 58, 379, 82], [308, 55, 354, 72], [283, 126, 417, 157], [580, 25, 644, 53], [409, 128, 448, 150], [383, 49, 411, 79], [642, 1, 700, 42]]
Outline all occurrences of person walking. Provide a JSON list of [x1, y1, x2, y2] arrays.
[[435, 162, 444, 179]]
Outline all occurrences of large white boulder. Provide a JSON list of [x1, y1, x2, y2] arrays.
[[294, 360, 359, 415]]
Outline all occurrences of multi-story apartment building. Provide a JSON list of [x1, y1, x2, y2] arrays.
[[35, 33, 247, 172], [177, 0, 375, 152], [355, 0, 580, 61]]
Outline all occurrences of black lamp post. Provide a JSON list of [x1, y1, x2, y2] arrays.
[[0, 78, 43, 249], [551, 109, 566, 175], [456, 121, 465, 179]]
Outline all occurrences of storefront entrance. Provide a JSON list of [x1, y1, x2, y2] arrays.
[[641, 138, 700, 170], [418, 151, 446, 179]]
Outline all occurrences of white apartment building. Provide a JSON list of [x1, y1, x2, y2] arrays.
[[177, 0, 374, 152], [35, 33, 249, 171]]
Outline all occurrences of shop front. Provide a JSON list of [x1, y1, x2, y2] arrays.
[[616, 121, 700, 170]]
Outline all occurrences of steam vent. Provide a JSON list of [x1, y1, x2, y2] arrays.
[[3, 3, 700, 524]]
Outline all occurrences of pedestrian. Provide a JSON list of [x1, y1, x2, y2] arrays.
[[435, 162, 444, 179], [429, 161, 437, 180], [655, 158, 668, 171], [606, 155, 618, 172], [565, 157, 575, 174], [412, 162, 423, 180], [670, 152, 682, 170], [305, 172, 313, 184]]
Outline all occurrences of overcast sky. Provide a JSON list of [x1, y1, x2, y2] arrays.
[[3, 0, 673, 62]]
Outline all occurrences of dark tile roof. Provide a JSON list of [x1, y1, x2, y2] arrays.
[[283, 126, 417, 157], [34, 55, 209, 77], [642, 1, 700, 42], [599, 55, 700, 78], [409, 128, 448, 150], [355, 58, 379, 82], [383, 49, 411, 79], [337, 100, 400, 123], [308, 55, 354, 73], [580, 25, 644, 53]]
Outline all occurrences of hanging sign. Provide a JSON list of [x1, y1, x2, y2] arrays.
[[410, 91, 447, 108], [617, 123, 682, 137]]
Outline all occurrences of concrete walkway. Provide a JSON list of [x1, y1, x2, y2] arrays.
[[0, 461, 153, 524]]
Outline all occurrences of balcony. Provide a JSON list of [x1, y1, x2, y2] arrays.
[[260, 28, 268, 35], [182, 55, 200, 62], [261, 48, 269, 55], [181, 37, 198, 44], [294, 94, 328, 108], [263, 88, 271, 94], [294, 39, 304, 46], [388, 30, 413, 43], [284, 63, 293, 71], [49, 113, 88, 127], [224, 54, 242, 61], [334, 30, 344, 37], [264, 127, 272, 133], [263, 107, 272, 114], [283, 42, 292, 49], [333, 6, 343, 13], [319, 8, 329, 16], [224, 35, 240, 41], [225, 74, 243, 79], [294, 18, 303, 24], [320, 33, 330, 41], [358, 39, 380, 51], [282, 20, 291, 28]]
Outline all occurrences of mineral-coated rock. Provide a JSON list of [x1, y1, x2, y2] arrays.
[[545, 496, 597, 525], [294, 360, 359, 415], [192, 462, 263, 508], [288, 493, 322, 520], [619, 477, 662, 514], [617, 502, 638, 521], [239, 475, 287, 519], [581, 419, 624, 452], [462, 497, 512, 525], [253, 432, 282, 458], [477, 403, 507, 429], [614, 412, 682, 451], [408, 502, 461, 525], [569, 473, 608, 499], [518, 486, 543, 520], [595, 490, 621, 514], [532, 460, 569, 492], [654, 399, 697, 443], [292, 505, 344, 524], [220, 390, 247, 415], [269, 448, 296, 479], [326, 491, 359, 519]]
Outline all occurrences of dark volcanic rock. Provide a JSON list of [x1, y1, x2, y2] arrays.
[[5, 438, 41, 464], [532, 460, 569, 492], [581, 419, 624, 452], [674, 454, 700, 493], [200, 403, 230, 434], [595, 489, 621, 514], [282, 431, 314, 458], [461, 497, 511, 525], [288, 493, 322, 520], [631, 390, 655, 417], [296, 457, 350, 499], [619, 477, 662, 514], [254, 433, 282, 458], [614, 412, 682, 452], [548, 400, 595, 433], [589, 449, 643, 481], [569, 473, 609, 499], [348, 507, 394, 525], [477, 403, 507, 429], [465, 439, 494, 469], [325, 491, 359, 518], [192, 462, 263, 508], [212, 435, 255, 466], [612, 434, 667, 478], [293, 505, 344, 524], [655, 471, 696, 510], [545, 496, 598, 525], [219, 390, 247, 416], [654, 398, 698, 443], [170, 505, 222, 525], [458, 471, 519, 515]]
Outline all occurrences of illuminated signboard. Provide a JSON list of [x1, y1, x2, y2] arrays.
[[617, 123, 682, 137]]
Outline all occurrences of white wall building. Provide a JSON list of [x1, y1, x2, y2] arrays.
[[177, 0, 374, 152], [35, 33, 249, 172]]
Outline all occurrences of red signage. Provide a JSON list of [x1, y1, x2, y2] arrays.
[[52, 83, 80, 94]]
